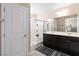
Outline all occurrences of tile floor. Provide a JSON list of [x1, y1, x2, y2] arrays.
[[28, 45, 70, 56], [27, 49, 45, 56]]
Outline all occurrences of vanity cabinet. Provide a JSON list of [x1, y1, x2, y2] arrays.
[[43, 34, 79, 56], [69, 37, 79, 55], [55, 35, 70, 52], [43, 34, 55, 49]]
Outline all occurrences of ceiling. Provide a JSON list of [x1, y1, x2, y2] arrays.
[[31, 3, 73, 14]]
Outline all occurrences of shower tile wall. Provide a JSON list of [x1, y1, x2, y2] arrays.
[[31, 19, 43, 48]]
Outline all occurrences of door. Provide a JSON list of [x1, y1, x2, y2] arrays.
[[4, 3, 28, 56]]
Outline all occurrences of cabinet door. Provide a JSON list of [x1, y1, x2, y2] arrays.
[[43, 34, 50, 47], [43, 34, 55, 49], [61, 36, 70, 51], [69, 37, 79, 55], [49, 35, 56, 49], [55, 35, 70, 52]]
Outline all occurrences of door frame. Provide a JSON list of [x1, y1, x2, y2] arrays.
[[1, 3, 5, 56]]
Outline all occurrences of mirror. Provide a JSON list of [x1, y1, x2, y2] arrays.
[[54, 15, 77, 32], [43, 14, 79, 32]]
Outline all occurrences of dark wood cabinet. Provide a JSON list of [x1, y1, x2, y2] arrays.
[[55, 36, 70, 52], [43, 34, 79, 56], [50, 35, 56, 49], [68, 37, 79, 55], [43, 34, 56, 49], [43, 34, 49, 47]]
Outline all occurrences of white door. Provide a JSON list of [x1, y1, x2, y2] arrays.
[[4, 3, 28, 56]]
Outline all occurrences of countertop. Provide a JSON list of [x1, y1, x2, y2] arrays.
[[43, 31, 79, 37]]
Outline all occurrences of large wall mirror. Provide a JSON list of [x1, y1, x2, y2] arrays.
[[43, 14, 79, 32], [54, 15, 78, 32]]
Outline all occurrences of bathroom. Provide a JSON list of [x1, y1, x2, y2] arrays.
[[30, 3, 79, 56], [0, 3, 79, 56]]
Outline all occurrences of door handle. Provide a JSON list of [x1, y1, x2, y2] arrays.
[[24, 35, 27, 37]]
